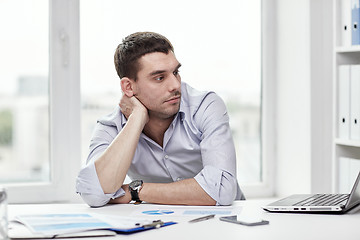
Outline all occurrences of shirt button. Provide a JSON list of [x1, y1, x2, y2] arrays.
[[164, 155, 169, 159], [176, 177, 183, 181]]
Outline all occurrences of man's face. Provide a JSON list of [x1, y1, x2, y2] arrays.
[[132, 51, 182, 120]]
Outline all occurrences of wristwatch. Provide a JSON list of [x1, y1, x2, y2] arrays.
[[129, 180, 143, 204]]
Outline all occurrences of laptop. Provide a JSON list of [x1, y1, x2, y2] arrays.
[[263, 171, 360, 214]]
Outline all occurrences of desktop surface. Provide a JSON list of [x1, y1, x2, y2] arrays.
[[8, 199, 360, 240]]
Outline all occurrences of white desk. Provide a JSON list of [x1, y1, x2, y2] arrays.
[[8, 199, 360, 240]]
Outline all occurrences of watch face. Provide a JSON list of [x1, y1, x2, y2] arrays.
[[129, 180, 143, 191]]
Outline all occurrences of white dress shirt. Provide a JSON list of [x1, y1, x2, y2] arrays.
[[76, 82, 244, 207]]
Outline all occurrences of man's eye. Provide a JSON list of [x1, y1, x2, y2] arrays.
[[155, 76, 164, 81], [173, 70, 180, 76]]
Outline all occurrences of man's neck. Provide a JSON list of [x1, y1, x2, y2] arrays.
[[142, 116, 174, 147]]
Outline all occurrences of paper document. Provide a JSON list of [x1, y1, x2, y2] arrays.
[[9, 221, 116, 239], [14, 213, 163, 236], [131, 204, 241, 217]]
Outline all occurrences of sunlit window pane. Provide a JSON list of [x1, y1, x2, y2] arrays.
[[80, 0, 261, 183], [0, 0, 49, 183]]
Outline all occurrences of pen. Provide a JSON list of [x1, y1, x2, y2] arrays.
[[188, 214, 215, 223]]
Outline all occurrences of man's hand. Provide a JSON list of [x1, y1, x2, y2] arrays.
[[119, 94, 149, 124]]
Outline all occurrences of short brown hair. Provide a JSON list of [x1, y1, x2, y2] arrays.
[[114, 32, 174, 80]]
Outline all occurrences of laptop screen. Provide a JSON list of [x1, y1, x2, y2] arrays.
[[345, 171, 360, 209]]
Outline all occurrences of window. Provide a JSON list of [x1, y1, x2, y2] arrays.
[[0, 1, 49, 183], [80, 0, 265, 192], [1, 0, 274, 202], [1, 0, 81, 203]]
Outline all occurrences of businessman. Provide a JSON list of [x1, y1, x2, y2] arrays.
[[76, 32, 245, 207]]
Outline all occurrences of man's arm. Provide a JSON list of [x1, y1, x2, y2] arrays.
[[86, 94, 217, 207], [110, 178, 216, 205], [94, 96, 148, 194]]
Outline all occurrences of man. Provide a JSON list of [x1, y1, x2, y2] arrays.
[[76, 32, 244, 207]]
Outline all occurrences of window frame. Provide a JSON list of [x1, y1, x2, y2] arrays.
[[241, 0, 276, 198], [6, 0, 275, 202], [6, 0, 81, 203]]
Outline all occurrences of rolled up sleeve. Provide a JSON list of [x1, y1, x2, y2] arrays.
[[194, 92, 245, 205], [194, 165, 238, 205], [76, 161, 125, 207]]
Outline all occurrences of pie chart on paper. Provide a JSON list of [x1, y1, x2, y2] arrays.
[[142, 210, 175, 215]]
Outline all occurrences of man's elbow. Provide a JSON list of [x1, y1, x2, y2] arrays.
[[217, 193, 236, 206], [79, 193, 110, 208], [217, 182, 237, 206]]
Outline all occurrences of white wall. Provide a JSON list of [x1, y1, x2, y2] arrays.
[[274, 0, 333, 197], [275, 0, 312, 197], [309, 0, 333, 193]]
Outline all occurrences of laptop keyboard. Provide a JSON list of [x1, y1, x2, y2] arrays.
[[293, 194, 349, 206]]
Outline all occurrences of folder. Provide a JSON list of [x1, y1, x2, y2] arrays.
[[352, 0, 360, 45], [342, 0, 352, 46], [338, 65, 351, 139], [350, 64, 360, 140], [11, 213, 177, 238]]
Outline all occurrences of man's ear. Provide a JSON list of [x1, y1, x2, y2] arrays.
[[120, 77, 135, 97]]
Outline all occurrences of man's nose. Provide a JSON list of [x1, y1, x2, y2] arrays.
[[168, 73, 181, 91]]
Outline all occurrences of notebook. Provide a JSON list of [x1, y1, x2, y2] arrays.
[[263, 171, 360, 214]]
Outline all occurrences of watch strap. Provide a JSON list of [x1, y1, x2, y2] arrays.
[[129, 180, 143, 204], [130, 189, 141, 203]]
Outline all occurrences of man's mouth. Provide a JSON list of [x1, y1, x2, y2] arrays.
[[165, 95, 181, 104]]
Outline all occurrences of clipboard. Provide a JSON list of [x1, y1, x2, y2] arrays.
[[109, 220, 177, 234], [12, 213, 177, 237]]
